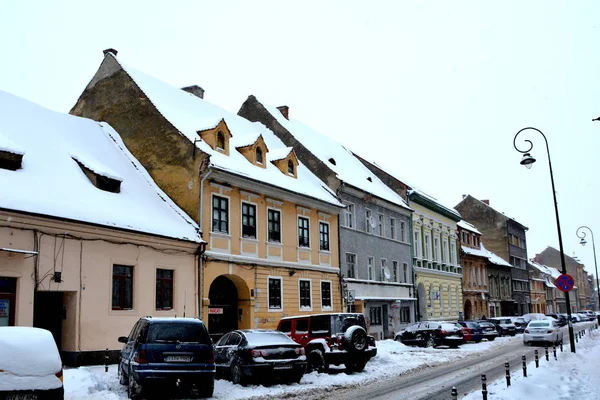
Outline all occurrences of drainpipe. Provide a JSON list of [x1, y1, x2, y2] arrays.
[[198, 168, 213, 321]]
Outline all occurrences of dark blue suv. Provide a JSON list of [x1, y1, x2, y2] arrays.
[[118, 317, 215, 399]]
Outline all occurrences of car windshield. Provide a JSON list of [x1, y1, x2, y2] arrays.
[[528, 322, 550, 327], [147, 323, 210, 344], [467, 322, 480, 328]]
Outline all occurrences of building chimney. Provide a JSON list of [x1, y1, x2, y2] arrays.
[[181, 85, 205, 99], [462, 194, 467, 199], [481, 199, 490, 205], [103, 48, 118, 57], [277, 105, 289, 120]]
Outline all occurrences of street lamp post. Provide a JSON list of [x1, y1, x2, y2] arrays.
[[513, 127, 576, 353], [576, 226, 600, 312]]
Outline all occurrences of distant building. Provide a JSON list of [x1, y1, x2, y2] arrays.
[[528, 259, 562, 313], [455, 195, 531, 315], [458, 221, 489, 319]]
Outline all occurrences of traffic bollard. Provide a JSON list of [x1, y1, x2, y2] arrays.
[[105, 348, 109, 373], [576, 333, 579, 343], [560, 340, 563, 352], [553, 345, 557, 359], [522, 354, 527, 377], [545, 346, 549, 361], [481, 374, 488, 400], [505, 361, 511, 387], [535, 350, 539, 367], [451, 386, 458, 400]]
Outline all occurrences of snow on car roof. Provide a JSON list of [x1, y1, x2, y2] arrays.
[[0, 327, 62, 377]]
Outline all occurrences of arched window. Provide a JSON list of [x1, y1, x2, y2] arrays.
[[287, 160, 294, 175], [256, 147, 263, 164], [216, 131, 225, 150]]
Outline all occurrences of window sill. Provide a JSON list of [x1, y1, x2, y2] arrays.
[[211, 231, 231, 238], [297, 246, 312, 250], [319, 249, 331, 253], [241, 236, 258, 242], [268, 307, 283, 313]]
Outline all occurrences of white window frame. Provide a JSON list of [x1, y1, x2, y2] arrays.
[[433, 236, 440, 261], [368, 256, 374, 280], [390, 217, 396, 240], [442, 238, 449, 263], [365, 209, 373, 234], [377, 213, 384, 236], [346, 252, 357, 279], [267, 206, 282, 243], [211, 193, 230, 234], [392, 261, 399, 282], [298, 278, 313, 311], [400, 220, 406, 242], [450, 240, 457, 265], [414, 229, 422, 258], [319, 221, 331, 252], [380, 258, 388, 282], [240, 200, 258, 239], [343, 202, 355, 229], [320, 280, 333, 311], [267, 276, 283, 312], [403, 262, 409, 283], [424, 233, 432, 260], [297, 215, 310, 248]]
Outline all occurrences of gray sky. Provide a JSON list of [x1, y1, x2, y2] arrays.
[[2, 1, 599, 283]]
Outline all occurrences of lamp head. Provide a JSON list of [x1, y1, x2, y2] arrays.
[[580, 238, 587, 246], [520, 153, 536, 169]]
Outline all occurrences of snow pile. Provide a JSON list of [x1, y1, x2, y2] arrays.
[[463, 328, 600, 400]]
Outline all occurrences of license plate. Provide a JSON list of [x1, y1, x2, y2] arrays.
[[166, 355, 192, 362], [532, 336, 543, 340], [273, 364, 293, 370], [7, 395, 38, 400]]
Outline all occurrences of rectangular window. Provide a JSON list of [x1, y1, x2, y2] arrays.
[[241, 202, 256, 238], [212, 195, 229, 233], [319, 222, 330, 251], [378, 213, 384, 236], [433, 237, 440, 261], [368, 257, 374, 280], [112, 265, 133, 310], [400, 306, 411, 323], [155, 269, 173, 310], [298, 217, 310, 247], [365, 209, 372, 234], [403, 262, 409, 283], [321, 281, 332, 309], [380, 259, 387, 281], [450, 242, 457, 265], [343, 203, 355, 228], [462, 231, 468, 244], [346, 253, 356, 279], [299, 279, 312, 309], [268, 277, 282, 309], [369, 306, 382, 325], [400, 221, 406, 242], [443, 239, 449, 263], [414, 230, 422, 258], [268, 209, 281, 242], [390, 218, 396, 240], [393, 261, 398, 282], [425, 234, 431, 260]]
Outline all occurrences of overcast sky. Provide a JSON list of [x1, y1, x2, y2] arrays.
[[2, 1, 599, 284]]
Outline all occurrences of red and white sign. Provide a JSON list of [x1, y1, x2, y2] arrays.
[[208, 307, 223, 315]]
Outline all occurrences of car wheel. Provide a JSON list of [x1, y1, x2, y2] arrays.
[[231, 361, 247, 386], [288, 372, 303, 384], [488, 336, 495, 341], [307, 349, 328, 373], [196, 379, 214, 398], [345, 358, 367, 373], [425, 336, 435, 348], [128, 372, 142, 400], [344, 325, 368, 352]]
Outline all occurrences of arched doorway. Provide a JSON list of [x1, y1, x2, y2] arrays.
[[208, 276, 239, 341], [464, 299, 472, 320]]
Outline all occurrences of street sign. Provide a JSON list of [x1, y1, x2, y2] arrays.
[[347, 290, 355, 303], [555, 274, 575, 292], [208, 307, 223, 314]]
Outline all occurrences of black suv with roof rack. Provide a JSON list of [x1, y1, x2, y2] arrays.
[[118, 317, 215, 399], [276, 313, 377, 373]]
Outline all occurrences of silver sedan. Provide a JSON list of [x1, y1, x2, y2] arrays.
[[523, 319, 563, 346]]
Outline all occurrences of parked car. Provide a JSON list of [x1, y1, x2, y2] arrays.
[[277, 313, 377, 373], [571, 313, 584, 323], [546, 313, 568, 327], [0, 326, 64, 399], [488, 318, 517, 336], [457, 321, 483, 343], [523, 319, 564, 346], [118, 317, 215, 399], [214, 329, 306, 385], [476, 320, 499, 341], [510, 317, 527, 334], [396, 321, 465, 348], [522, 313, 548, 323]]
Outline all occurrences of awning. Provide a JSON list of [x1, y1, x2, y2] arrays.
[[0, 247, 38, 255]]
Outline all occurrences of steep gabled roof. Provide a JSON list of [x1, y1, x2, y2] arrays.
[[0, 89, 201, 242], [252, 99, 410, 210], [457, 194, 528, 230], [105, 54, 341, 208], [458, 220, 481, 234]]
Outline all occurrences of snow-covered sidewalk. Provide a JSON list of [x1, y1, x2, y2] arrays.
[[463, 328, 600, 400], [64, 335, 522, 399]]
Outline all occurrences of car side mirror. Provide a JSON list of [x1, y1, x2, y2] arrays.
[[118, 336, 128, 344]]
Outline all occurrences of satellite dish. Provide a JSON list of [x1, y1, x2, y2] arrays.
[[383, 267, 391, 280], [369, 216, 377, 228]]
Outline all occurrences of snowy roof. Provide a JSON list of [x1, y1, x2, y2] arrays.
[[0, 131, 25, 155], [462, 242, 512, 267], [268, 147, 294, 162], [529, 259, 561, 279], [408, 187, 461, 220], [258, 102, 410, 210], [458, 220, 481, 234], [109, 54, 341, 208], [0, 89, 201, 242]]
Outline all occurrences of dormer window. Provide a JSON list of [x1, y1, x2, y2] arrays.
[[287, 160, 294, 175], [216, 131, 225, 150], [72, 156, 122, 193], [256, 147, 263, 164], [0, 150, 23, 171], [328, 158, 336, 166]]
